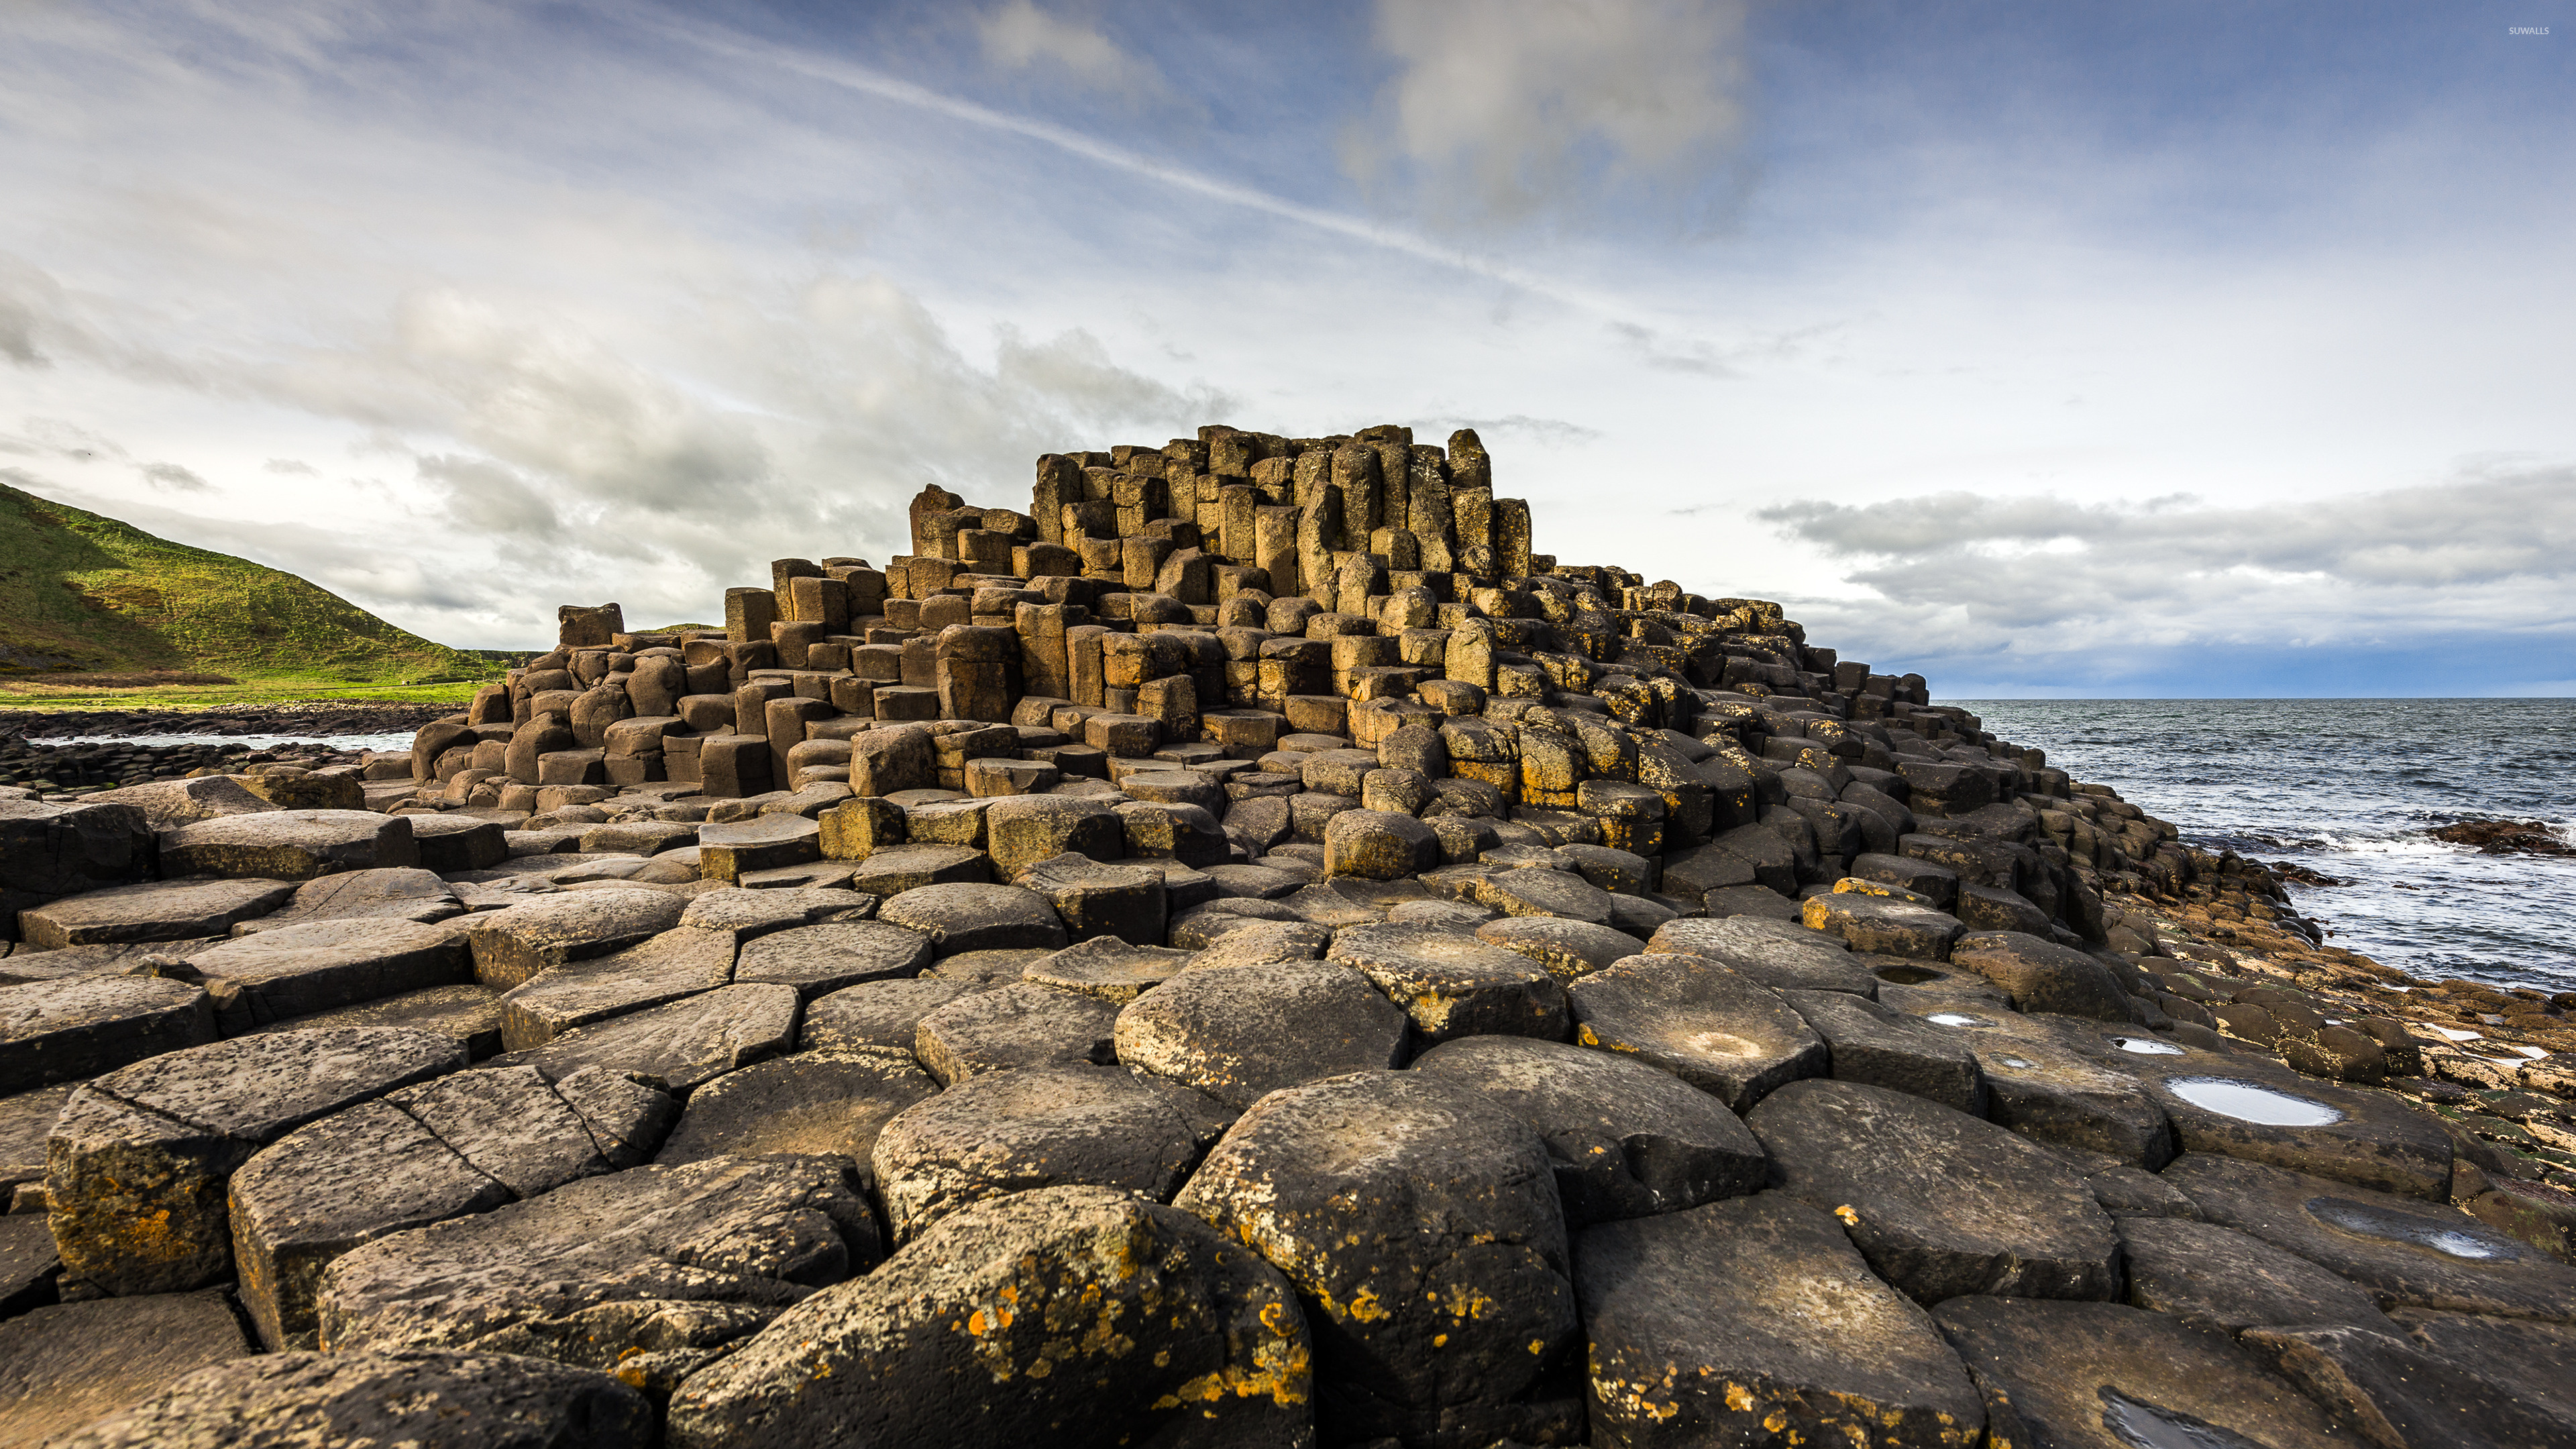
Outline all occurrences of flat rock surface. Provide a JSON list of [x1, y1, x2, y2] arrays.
[[2129, 1055, 2453, 1200], [878, 883, 1067, 957], [465, 888, 689, 991], [159, 810, 417, 882], [184, 918, 470, 1032], [1900, 1004, 2176, 1167], [502, 983, 799, 1093], [19, 877, 297, 950], [913, 979, 1117, 1085], [497, 925, 736, 1051], [1576, 1193, 1986, 1449], [1411, 1034, 1766, 1226], [655, 1050, 936, 1183], [1325, 921, 1568, 1045], [2163, 1152, 2576, 1321], [1946, 930, 2133, 1021], [1747, 1077, 2122, 1303], [229, 867, 462, 935], [1472, 916, 1640, 981], [1934, 1297, 2363, 1449], [48, 1027, 466, 1296], [1782, 987, 1985, 1113], [2241, 1321, 2576, 1449], [2118, 1216, 2387, 1334], [254, 983, 502, 1060], [0, 1289, 254, 1449], [1018, 936, 1191, 1002], [801, 979, 983, 1058], [0, 974, 215, 1093], [731, 921, 930, 996], [1175, 1069, 1576, 1444], [1646, 915, 1879, 996], [871, 1064, 1217, 1241], [1114, 961, 1408, 1108], [664, 1185, 1311, 1449], [1566, 952, 1825, 1112], [318, 1155, 878, 1364], [46, 1349, 655, 1449]]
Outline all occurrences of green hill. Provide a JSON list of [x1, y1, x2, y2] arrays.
[[0, 480, 493, 686]]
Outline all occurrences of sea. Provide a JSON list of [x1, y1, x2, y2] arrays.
[[1959, 700, 2576, 995]]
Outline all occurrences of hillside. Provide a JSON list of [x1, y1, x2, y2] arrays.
[[0, 481, 493, 686]]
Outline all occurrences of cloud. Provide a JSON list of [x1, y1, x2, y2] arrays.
[[1347, 0, 1752, 230], [1415, 414, 1604, 446], [974, 1, 1171, 101], [138, 460, 211, 492], [264, 458, 316, 474], [1755, 463, 2576, 690]]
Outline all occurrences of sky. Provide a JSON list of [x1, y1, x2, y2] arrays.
[[1, 0, 2570, 696]]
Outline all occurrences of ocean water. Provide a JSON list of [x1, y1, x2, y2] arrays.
[[30, 733, 416, 753], [1957, 700, 2576, 994]]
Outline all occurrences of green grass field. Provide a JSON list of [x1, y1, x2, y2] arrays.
[[0, 480, 510, 710]]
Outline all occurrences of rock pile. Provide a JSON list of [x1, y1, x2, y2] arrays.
[[5, 423, 2575, 1447]]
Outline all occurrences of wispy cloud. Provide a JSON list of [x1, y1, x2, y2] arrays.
[[975, 1, 1173, 102]]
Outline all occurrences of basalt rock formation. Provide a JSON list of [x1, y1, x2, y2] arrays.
[[5, 424, 2576, 1447]]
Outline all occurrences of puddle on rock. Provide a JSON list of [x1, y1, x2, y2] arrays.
[[2165, 1077, 2345, 1127], [1997, 1055, 2041, 1070], [2433, 1026, 2485, 1042], [1926, 1012, 1992, 1028], [2100, 1389, 2272, 1449], [2110, 1036, 2187, 1057], [1876, 965, 1943, 985], [2307, 1197, 2520, 1260]]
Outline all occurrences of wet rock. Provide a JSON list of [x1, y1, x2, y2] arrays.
[[2118, 1216, 2385, 1334], [498, 925, 736, 1051], [2135, 1059, 2453, 1200], [1799, 893, 1963, 961], [0, 800, 156, 930], [159, 810, 419, 881], [1, 975, 215, 1093], [20, 877, 296, 951], [504, 982, 797, 1093], [2244, 1322, 2576, 1449], [1411, 1035, 1765, 1226], [731, 920, 931, 996], [47, 1027, 464, 1296], [1016, 853, 1167, 945], [1946, 930, 2133, 1022], [48, 1348, 656, 1449], [1748, 1078, 2121, 1303], [184, 919, 470, 1032], [665, 1185, 1311, 1449], [229, 867, 462, 935], [1020, 936, 1191, 1003], [1324, 921, 1568, 1046], [879, 882, 1070, 957], [1646, 914, 1878, 996], [1175, 1069, 1578, 1444], [254, 983, 503, 1060], [229, 1064, 672, 1348], [2390, 1309, 2576, 1425], [1115, 962, 1407, 1108], [466, 889, 688, 990], [409, 816, 511, 873], [1473, 916, 1640, 982], [655, 1050, 935, 1182], [1903, 1006, 2177, 1167], [914, 979, 1118, 1084], [1934, 1297, 2362, 1449], [872, 1064, 1220, 1241], [1566, 952, 1825, 1111], [1576, 1193, 1985, 1448], [1782, 987, 1985, 1112], [2164, 1152, 2576, 1322], [0, 1290, 253, 1448], [801, 978, 981, 1058], [318, 1155, 877, 1364]]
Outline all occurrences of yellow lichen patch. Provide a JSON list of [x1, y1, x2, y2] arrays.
[[1725, 1382, 1756, 1412], [1433, 1334, 1448, 1347], [1435, 1281, 1497, 1322], [1527, 1339, 1546, 1355], [1341, 1285, 1389, 1324], [1833, 1204, 1860, 1228]]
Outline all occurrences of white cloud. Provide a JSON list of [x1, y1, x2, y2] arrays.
[[138, 460, 211, 491], [1348, 0, 1752, 229], [975, 1, 1172, 101]]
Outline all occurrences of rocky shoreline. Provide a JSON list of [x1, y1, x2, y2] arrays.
[[3, 423, 2572, 1448]]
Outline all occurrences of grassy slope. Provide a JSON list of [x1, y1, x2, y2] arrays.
[[0, 481, 499, 698]]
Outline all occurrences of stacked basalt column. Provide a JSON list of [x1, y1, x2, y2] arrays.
[[408, 422, 2139, 933]]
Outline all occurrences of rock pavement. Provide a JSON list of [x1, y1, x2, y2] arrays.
[[3, 422, 2572, 1446]]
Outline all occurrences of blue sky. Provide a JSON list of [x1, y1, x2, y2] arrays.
[[1, 1, 2569, 695]]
